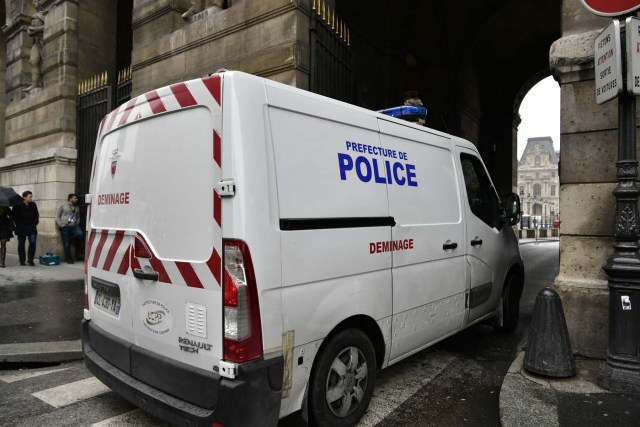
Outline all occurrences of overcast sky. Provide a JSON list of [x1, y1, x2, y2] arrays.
[[517, 76, 560, 161]]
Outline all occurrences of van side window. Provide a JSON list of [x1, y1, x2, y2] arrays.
[[460, 153, 501, 228]]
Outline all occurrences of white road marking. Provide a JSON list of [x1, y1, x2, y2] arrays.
[[32, 377, 111, 408], [0, 367, 70, 383]]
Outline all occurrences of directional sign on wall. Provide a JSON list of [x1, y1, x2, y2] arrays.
[[581, 0, 640, 16], [594, 20, 622, 104]]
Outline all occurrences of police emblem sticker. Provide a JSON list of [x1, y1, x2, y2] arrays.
[[141, 299, 172, 335], [110, 148, 121, 178]]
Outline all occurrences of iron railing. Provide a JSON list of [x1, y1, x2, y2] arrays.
[[309, 0, 352, 103], [76, 67, 132, 247]]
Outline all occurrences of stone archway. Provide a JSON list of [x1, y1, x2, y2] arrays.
[[336, 0, 561, 197]]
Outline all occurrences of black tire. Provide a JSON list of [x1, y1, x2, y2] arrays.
[[496, 274, 522, 332], [309, 328, 376, 427]]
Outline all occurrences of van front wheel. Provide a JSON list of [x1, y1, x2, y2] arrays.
[[309, 328, 376, 427], [496, 274, 522, 332]]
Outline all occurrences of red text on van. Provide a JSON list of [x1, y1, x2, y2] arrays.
[[369, 239, 414, 254], [97, 192, 130, 205]]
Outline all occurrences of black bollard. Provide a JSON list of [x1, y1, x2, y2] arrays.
[[523, 287, 576, 377]]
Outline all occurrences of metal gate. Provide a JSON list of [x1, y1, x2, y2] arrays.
[[309, 0, 352, 103], [76, 67, 131, 196], [76, 67, 132, 242]]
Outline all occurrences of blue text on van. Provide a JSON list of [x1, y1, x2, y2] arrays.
[[338, 141, 418, 186]]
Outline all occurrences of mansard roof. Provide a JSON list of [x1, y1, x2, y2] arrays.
[[519, 136, 559, 165]]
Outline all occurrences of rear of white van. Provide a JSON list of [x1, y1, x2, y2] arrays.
[[81, 72, 283, 426]]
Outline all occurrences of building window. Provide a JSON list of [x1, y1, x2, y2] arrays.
[[551, 185, 556, 196], [533, 183, 541, 198], [519, 186, 524, 196], [551, 172, 555, 178], [535, 156, 541, 167], [536, 172, 539, 179]]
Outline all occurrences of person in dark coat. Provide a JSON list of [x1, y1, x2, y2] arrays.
[[0, 206, 14, 268], [12, 190, 39, 266]]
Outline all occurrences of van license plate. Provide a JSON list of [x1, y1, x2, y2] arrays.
[[94, 291, 121, 316]]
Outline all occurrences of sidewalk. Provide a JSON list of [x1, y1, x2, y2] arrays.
[[500, 353, 640, 426], [0, 253, 84, 364], [505, 239, 639, 426]]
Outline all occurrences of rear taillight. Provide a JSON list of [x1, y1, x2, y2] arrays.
[[134, 235, 152, 258], [223, 240, 262, 363]]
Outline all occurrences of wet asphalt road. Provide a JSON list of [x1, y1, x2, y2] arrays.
[[0, 279, 84, 344]]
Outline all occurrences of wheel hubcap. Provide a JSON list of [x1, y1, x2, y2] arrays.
[[325, 346, 368, 418]]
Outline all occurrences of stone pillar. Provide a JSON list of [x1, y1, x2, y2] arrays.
[[549, 0, 619, 358], [0, 0, 80, 256], [131, 0, 310, 97]]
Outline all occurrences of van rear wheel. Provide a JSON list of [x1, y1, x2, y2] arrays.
[[309, 328, 376, 427]]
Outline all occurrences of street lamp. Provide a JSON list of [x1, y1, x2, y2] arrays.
[[598, 16, 640, 394]]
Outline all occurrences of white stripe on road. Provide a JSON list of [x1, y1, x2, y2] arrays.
[[91, 409, 171, 427], [0, 367, 70, 383], [32, 377, 111, 408]]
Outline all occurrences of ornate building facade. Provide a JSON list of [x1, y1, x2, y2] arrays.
[[518, 136, 560, 225]]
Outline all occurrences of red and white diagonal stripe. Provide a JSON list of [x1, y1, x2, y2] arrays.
[[85, 73, 224, 290]]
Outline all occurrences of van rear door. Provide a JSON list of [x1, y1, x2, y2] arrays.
[[87, 77, 225, 381]]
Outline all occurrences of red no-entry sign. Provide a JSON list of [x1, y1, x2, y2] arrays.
[[581, 0, 640, 16]]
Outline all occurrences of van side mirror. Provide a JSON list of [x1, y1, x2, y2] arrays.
[[503, 193, 521, 226]]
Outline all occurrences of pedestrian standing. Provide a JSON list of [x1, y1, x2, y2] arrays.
[[56, 193, 83, 264], [12, 191, 39, 266], [0, 206, 14, 268]]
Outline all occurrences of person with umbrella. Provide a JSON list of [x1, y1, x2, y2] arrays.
[[0, 206, 14, 268], [0, 187, 22, 206], [12, 190, 39, 266]]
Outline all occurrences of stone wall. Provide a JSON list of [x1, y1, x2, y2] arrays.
[[550, 0, 619, 358], [131, 0, 310, 97], [0, 0, 81, 257], [77, 0, 117, 81]]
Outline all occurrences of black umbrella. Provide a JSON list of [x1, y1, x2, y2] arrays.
[[0, 187, 23, 207]]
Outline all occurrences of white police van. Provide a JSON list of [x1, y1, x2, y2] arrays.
[[81, 70, 524, 427]]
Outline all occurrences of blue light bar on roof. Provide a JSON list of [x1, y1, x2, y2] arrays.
[[377, 105, 427, 122]]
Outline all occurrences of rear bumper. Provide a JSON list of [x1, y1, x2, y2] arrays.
[[81, 320, 283, 427]]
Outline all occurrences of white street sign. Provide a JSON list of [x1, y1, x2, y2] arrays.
[[595, 20, 622, 104], [627, 17, 640, 95]]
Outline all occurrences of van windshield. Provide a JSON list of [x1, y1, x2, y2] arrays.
[[91, 107, 216, 261]]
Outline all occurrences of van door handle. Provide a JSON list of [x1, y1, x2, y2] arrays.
[[442, 241, 458, 251], [133, 268, 159, 281], [471, 238, 483, 247]]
